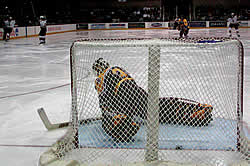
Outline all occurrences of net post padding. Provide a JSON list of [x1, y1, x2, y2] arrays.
[[145, 45, 160, 161], [236, 39, 249, 160], [70, 43, 79, 148]]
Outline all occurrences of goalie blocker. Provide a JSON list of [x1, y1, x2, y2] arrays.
[[93, 58, 213, 142]]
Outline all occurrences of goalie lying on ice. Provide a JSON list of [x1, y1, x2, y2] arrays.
[[92, 58, 213, 142], [93, 58, 145, 142]]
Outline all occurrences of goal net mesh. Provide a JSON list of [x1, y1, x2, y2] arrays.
[[53, 38, 248, 165]]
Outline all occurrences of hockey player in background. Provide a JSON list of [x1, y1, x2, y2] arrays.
[[177, 16, 189, 38], [92, 58, 213, 142], [228, 13, 240, 37], [3, 16, 15, 41], [39, 16, 47, 44]]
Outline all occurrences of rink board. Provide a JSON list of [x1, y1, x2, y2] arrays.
[[78, 118, 238, 150]]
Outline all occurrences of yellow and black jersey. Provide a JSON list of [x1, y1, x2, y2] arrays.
[[95, 68, 108, 94], [95, 66, 134, 95], [178, 18, 189, 28]]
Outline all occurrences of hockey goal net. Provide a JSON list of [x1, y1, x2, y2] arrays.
[[39, 38, 249, 166]]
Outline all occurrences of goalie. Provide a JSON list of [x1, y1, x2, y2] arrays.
[[93, 58, 147, 142], [93, 58, 213, 142]]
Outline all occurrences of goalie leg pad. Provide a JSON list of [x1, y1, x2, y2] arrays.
[[188, 104, 213, 126], [159, 98, 213, 126], [101, 111, 140, 142]]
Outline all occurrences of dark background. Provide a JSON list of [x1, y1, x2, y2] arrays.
[[0, 0, 249, 27]]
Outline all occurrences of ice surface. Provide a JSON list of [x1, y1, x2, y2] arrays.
[[79, 118, 238, 150], [0, 28, 249, 166]]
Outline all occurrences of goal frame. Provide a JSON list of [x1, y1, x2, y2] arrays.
[[70, 37, 245, 155], [39, 37, 248, 166]]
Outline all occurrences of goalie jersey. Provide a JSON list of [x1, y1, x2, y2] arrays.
[[95, 66, 147, 118], [94, 65, 146, 142], [95, 66, 133, 95]]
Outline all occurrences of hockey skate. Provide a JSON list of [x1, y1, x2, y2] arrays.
[[5, 33, 10, 42], [39, 40, 46, 45]]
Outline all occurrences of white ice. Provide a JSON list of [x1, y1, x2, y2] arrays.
[[0, 28, 249, 166]]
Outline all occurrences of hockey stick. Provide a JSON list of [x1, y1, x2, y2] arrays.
[[37, 108, 71, 130], [37, 108, 102, 131]]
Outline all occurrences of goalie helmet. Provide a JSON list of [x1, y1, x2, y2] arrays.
[[231, 13, 235, 17], [92, 58, 110, 76]]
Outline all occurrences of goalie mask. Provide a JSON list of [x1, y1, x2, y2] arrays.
[[92, 58, 110, 76]]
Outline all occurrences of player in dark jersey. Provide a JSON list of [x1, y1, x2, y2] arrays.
[[93, 58, 146, 142], [93, 58, 213, 141], [93, 58, 147, 118], [39, 16, 47, 44], [3, 16, 15, 41], [228, 13, 240, 37], [178, 16, 189, 38]]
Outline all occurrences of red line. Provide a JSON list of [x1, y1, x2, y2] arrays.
[[0, 83, 70, 99], [0, 144, 51, 148]]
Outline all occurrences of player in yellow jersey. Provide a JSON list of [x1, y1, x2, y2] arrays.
[[178, 16, 190, 38], [93, 58, 147, 118], [92, 58, 147, 142], [93, 58, 213, 142]]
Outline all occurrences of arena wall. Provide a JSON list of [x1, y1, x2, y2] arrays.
[[0, 24, 76, 40], [0, 21, 249, 40]]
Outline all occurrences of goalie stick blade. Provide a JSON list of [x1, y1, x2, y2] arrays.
[[37, 108, 70, 130]]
